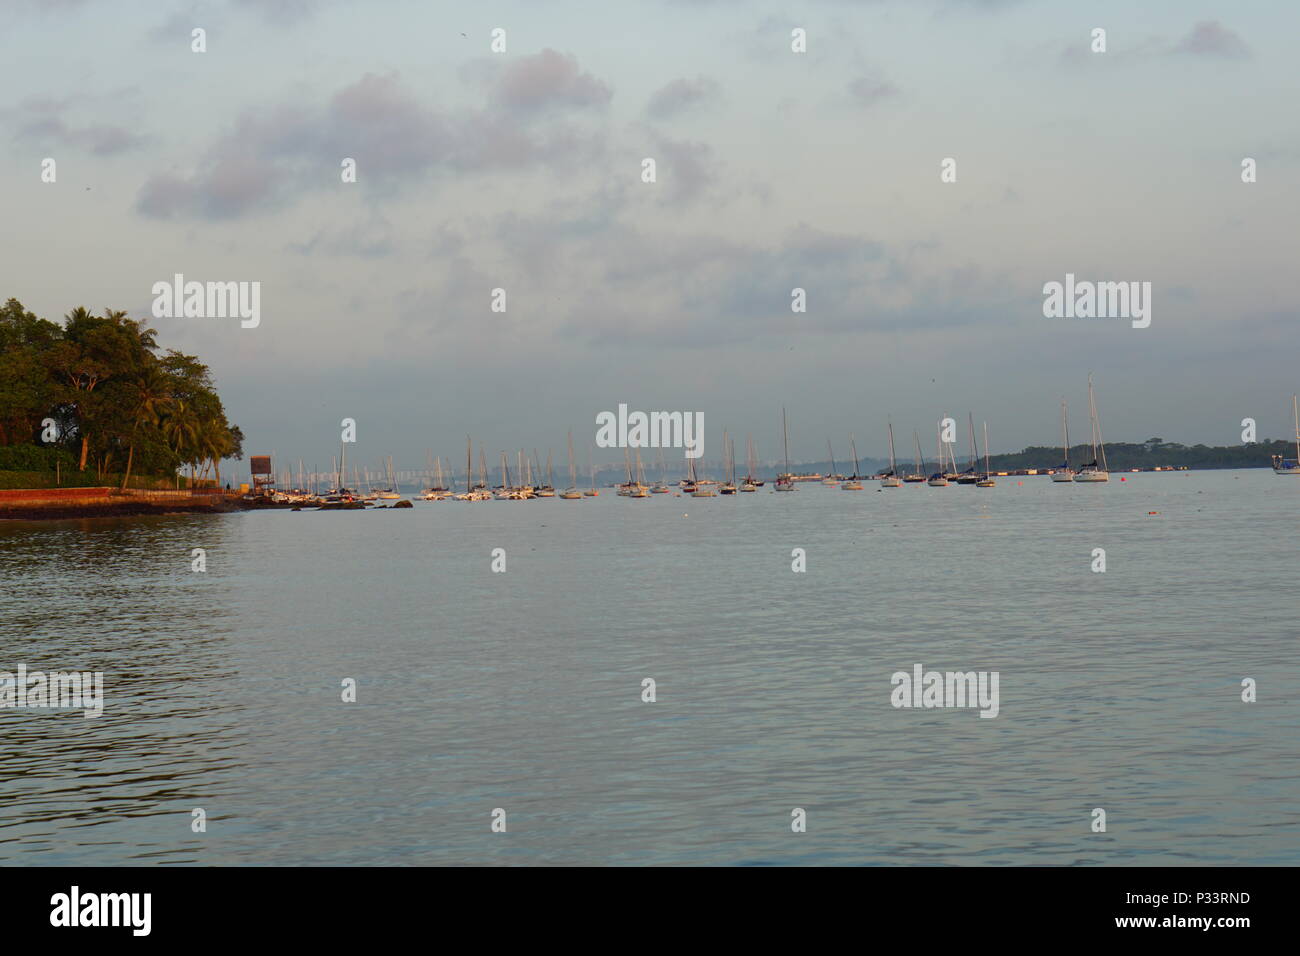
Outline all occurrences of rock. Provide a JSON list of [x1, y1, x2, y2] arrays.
[[393, 499, 413, 508]]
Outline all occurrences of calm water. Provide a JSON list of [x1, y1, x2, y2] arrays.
[[1, 470, 1297, 865]]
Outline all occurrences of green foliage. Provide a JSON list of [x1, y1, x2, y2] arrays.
[[0, 297, 241, 481], [988, 440, 1294, 472]]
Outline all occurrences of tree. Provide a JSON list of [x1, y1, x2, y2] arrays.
[[119, 364, 174, 489]]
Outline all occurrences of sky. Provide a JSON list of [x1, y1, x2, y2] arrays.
[[3, 0, 1298, 476]]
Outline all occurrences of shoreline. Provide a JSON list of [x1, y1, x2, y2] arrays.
[[0, 487, 248, 521]]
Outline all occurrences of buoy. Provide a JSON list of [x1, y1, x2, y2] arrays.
[[1120, 476, 1126, 481], [1148, 511, 1159, 515]]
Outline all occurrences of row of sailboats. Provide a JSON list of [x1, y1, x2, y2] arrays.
[[415, 378, 1122, 502]]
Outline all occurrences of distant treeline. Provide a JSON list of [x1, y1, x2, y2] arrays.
[[985, 438, 1289, 472], [678, 436, 1289, 479], [0, 298, 242, 487]]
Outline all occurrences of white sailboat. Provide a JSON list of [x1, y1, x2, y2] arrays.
[[1074, 375, 1109, 482], [774, 408, 795, 491], [651, 447, 671, 493], [842, 435, 863, 490], [976, 422, 996, 487], [1052, 399, 1076, 482], [822, 440, 839, 485], [719, 431, 737, 494], [1271, 395, 1300, 475], [905, 431, 927, 483], [561, 430, 583, 498], [880, 422, 903, 487], [585, 447, 599, 496], [740, 435, 759, 491], [690, 443, 715, 496]]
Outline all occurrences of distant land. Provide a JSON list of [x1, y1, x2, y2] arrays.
[[609, 437, 1294, 484]]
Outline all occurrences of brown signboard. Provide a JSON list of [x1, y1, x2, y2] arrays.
[[250, 456, 273, 475]]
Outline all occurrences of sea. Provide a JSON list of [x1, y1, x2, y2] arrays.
[[1, 469, 1296, 865]]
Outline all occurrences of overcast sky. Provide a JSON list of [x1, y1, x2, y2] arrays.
[[3, 0, 1298, 472]]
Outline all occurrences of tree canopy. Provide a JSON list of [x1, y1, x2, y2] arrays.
[[0, 297, 242, 483]]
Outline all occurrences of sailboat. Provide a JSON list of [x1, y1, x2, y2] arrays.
[[561, 430, 583, 498], [421, 453, 451, 499], [617, 448, 634, 496], [1074, 375, 1109, 482], [690, 442, 715, 496], [904, 432, 927, 482], [774, 408, 795, 491], [497, 451, 526, 499], [534, 449, 555, 497], [625, 447, 650, 497], [822, 441, 840, 485], [740, 435, 759, 491], [1271, 395, 1300, 474], [1052, 399, 1076, 482], [585, 447, 599, 495], [880, 422, 903, 487], [956, 414, 980, 484], [651, 447, 671, 493], [720, 432, 738, 494], [375, 455, 401, 498], [842, 435, 863, 490], [927, 424, 950, 486], [976, 422, 996, 486]]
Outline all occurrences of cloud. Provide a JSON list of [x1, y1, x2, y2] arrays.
[[136, 66, 610, 221], [491, 49, 613, 113], [848, 78, 900, 109], [653, 137, 719, 205], [3, 95, 145, 155], [645, 76, 721, 119], [1172, 21, 1250, 59]]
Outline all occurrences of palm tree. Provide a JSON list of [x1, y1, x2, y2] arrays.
[[120, 365, 173, 490], [161, 399, 201, 487], [198, 419, 235, 488]]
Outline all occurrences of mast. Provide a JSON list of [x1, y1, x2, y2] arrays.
[[1293, 394, 1299, 461], [913, 431, 924, 475], [827, 439, 836, 478], [887, 421, 897, 474], [850, 435, 860, 479], [1061, 399, 1071, 468], [567, 430, 577, 488], [1089, 374, 1107, 472], [466, 436, 472, 493], [589, 446, 595, 491], [967, 414, 976, 472], [984, 421, 991, 476], [728, 435, 737, 482], [782, 407, 790, 473]]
